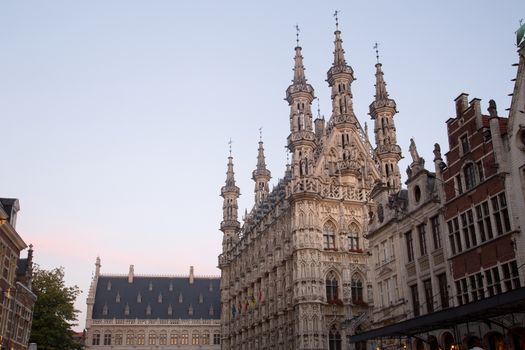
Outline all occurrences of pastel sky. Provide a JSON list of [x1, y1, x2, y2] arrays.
[[1, 0, 524, 331]]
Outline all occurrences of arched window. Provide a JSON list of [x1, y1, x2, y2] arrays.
[[351, 276, 363, 303], [328, 325, 342, 350], [326, 271, 339, 303], [323, 222, 336, 250], [103, 331, 112, 345], [348, 223, 360, 251], [159, 331, 167, 345], [126, 332, 134, 345]]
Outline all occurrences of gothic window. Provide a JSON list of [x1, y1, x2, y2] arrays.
[[202, 332, 210, 345], [325, 271, 339, 303], [160, 332, 167, 345], [323, 222, 336, 250], [148, 332, 157, 345], [126, 332, 134, 345], [351, 276, 364, 303], [115, 333, 123, 345], [181, 332, 189, 345], [328, 325, 342, 350], [137, 333, 145, 345], [92, 332, 101, 345], [348, 223, 360, 251], [192, 333, 199, 345], [170, 333, 178, 345]]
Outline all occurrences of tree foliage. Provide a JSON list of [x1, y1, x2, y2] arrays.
[[29, 265, 81, 349]]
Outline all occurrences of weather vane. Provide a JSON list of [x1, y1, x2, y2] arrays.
[[259, 127, 263, 141], [228, 138, 233, 156], [334, 10, 339, 30], [373, 42, 380, 63], [295, 24, 300, 46]]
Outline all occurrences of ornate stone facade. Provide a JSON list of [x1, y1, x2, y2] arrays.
[[218, 23, 402, 350], [85, 261, 221, 349]]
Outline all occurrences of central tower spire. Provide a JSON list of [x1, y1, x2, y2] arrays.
[[326, 17, 356, 128], [285, 26, 316, 178]]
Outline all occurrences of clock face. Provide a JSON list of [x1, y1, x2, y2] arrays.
[[378, 204, 384, 223]]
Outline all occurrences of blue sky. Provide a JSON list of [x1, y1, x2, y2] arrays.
[[1, 0, 524, 330]]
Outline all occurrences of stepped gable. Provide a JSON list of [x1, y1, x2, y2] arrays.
[[92, 275, 221, 320]]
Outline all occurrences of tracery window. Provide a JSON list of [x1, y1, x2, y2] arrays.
[[323, 222, 336, 250], [348, 223, 360, 251], [325, 271, 339, 303], [351, 276, 363, 303], [328, 325, 342, 350]]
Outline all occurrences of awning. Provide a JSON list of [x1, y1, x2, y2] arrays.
[[350, 287, 525, 343]]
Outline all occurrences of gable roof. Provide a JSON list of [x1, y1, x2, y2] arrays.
[[92, 275, 220, 320]]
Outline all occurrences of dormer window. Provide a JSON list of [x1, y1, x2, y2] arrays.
[[107, 281, 112, 291], [146, 304, 151, 315], [158, 292, 163, 303], [149, 282, 153, 291], [124, 303, 130, 315], [188, 304, 193, 316], [209, 305, 214, 316], [209, 282, 213, 292], [179, 293, 183, 303], [168, 304, 172, 316], [169, 282, 173, 291], [116, 291, 120, 303], [199, 293, 203, 304], [102, 303, 108, 315], [137, 292, 142, 303]]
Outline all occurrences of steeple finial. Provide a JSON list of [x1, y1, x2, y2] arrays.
[[295, 24, 300, 46], [228, 138, 232, 156], [259, 127, 263, 142], [334, 10, 339, 31], [374, 42, 380, 64], [317, 98, 321, 118]]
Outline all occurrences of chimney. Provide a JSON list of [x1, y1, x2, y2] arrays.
[[95, 256, 101, 277], [454, 93, 469, 117], [189, 266, 194, 284], [469, 98, 482, 129], [128, 265, 134, 283]]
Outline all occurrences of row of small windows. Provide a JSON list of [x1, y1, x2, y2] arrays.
[[92, 331, 220, 346], [101, 303, 215, 317], [409, 273, 449, 317], [404, 215, 443, 263], [132, 291, 206, 304], [455, 260, 520, 306], [447, 193, 511, 255], [323, 222, 361, 251], [106, 280, 215, 292]]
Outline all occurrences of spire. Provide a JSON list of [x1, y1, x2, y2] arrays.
[[369, 61, 397, 117], [220, 148, 240, 251], [326, 16, 354, 87], [368, 58, 402, 191], [252, 134, 271, 207]]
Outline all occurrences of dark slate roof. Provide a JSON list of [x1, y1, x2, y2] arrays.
[[92, 276, 221, 320]]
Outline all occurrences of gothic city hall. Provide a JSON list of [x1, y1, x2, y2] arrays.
[[218, 19, 525, 350]]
